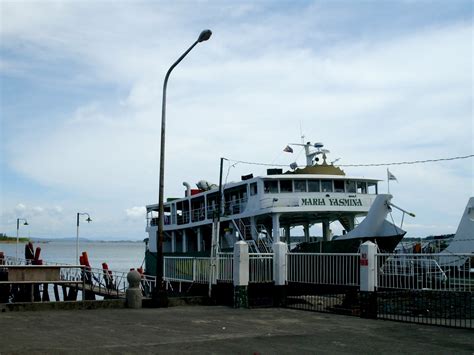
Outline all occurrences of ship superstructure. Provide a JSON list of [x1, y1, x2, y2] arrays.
[[145, 142, 403, 263]]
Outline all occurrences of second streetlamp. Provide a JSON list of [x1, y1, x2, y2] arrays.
[[16, 218, 29, 260], [155, 29, 212, 306], [76, 212, 92, 264]]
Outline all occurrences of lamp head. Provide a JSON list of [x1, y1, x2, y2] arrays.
[[23, 221, 29, 226], [198, 29, 212, 42], [86, 217, 92, 223]]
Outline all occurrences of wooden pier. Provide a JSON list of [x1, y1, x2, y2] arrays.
[[0, 264, 134, 302]]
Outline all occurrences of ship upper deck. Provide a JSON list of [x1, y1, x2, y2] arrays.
[[146, 172, 380, 230]]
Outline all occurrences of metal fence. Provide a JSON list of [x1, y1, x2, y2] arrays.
[[376, 289, 473, 328], [377, 253, 473, 291], [217, 253, 233, 283], [287, 253, 360, 286], [2, 256, 156, 299], [374, 253, 473, 328], [2, 256, 25, 266], [249, 253, 273, 283], [163, 253, 232, 284], [163, 256, 195, 282], [60, 266, 128, 298], [162, 253, 275, 284]]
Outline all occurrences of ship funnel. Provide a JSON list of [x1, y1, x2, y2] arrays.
[[183, 182, 191, 196]]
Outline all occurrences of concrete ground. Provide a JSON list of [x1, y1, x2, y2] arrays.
[[0, 306, 472, 354]]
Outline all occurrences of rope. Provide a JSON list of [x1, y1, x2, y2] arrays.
[[225, 154, 473, 168], [338, 155, 474, 167]]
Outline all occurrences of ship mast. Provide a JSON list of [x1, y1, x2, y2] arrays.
[[289, 142, 330, 167]]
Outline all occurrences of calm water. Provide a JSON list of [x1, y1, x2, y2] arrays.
[[0, 240, 146, 273]]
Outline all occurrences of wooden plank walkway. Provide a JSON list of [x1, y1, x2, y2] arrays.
[[64, 282, 126, 298]]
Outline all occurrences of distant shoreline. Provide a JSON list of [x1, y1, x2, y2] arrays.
[[1, 239, 143, 244], [0, 238, 29, 244]]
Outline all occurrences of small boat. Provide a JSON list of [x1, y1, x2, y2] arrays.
[[437, 197, 474, 268], [378, 198, 473, 284]]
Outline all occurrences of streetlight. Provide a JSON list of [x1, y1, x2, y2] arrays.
[[16, 218, 29, 260], [155, 29, 212, 306], [76, 212, 92, 264]]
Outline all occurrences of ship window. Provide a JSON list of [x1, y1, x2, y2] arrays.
[[368, 182, 377, 194], [334, 180, 345, 192], [250, 182, 258, 196], [357, 181, 367, 194], [191, 196, 205, 222], [280, 180, 293, 193], [346, 180, 356, 193], [294, 179, 307, 192], [264, 180, 278, 193], [308, 180, 320, 192], [321, 180, 333, 192]]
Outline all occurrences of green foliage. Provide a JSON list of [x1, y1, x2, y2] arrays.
[[0, 235, 29, 242]]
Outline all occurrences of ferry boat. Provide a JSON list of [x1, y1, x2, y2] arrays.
[[144, 142, 410, 273]]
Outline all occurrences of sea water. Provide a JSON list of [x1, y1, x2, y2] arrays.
[[0, 240, 146, 273]]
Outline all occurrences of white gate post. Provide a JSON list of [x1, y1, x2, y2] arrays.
[[360, 241, 377, 292], [273, 241, 287, 306], [273, 241, 287, 286], [233, 241, 249, 308], [359, 241, 378, 319]]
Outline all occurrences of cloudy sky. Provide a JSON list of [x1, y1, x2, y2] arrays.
[[1, 1, 472, 241]]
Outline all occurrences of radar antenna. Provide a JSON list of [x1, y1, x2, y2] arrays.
[[286, 141, 331, 167]]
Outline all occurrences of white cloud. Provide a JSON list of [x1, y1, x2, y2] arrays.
[[15, 203, 26, 213], [1, 2, 471, 239], [6, 204, 65, 220], [125, 206, 146, 220]]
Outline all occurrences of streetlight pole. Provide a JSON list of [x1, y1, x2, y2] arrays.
[[155, 29, 212, 306], [76, 212, 92, 264], [16, 218, 28, 260]]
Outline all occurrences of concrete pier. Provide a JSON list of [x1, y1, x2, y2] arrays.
[[0, 306, 472, 354]]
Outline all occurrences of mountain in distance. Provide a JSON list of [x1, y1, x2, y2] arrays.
[[30, 237, 91, 243]]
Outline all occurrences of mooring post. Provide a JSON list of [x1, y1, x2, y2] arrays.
[[359, 241, 377, 319], [126, 270, 143, 309], [273, 241, 287, 306], [233, 241, 249, 308]]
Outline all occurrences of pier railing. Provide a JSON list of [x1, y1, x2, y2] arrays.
[[287, 253, 360, 286], [2, 256, 27, 266], [160, 250, 473, 293], [1, 257, 156, 299], [163, 253, 232, 284], [217, 252, 233, 282], [249, 253, 274, 283], [376, 253, 473, 291], [4, 250, 472, 300], [162, 252, 274, 284]]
